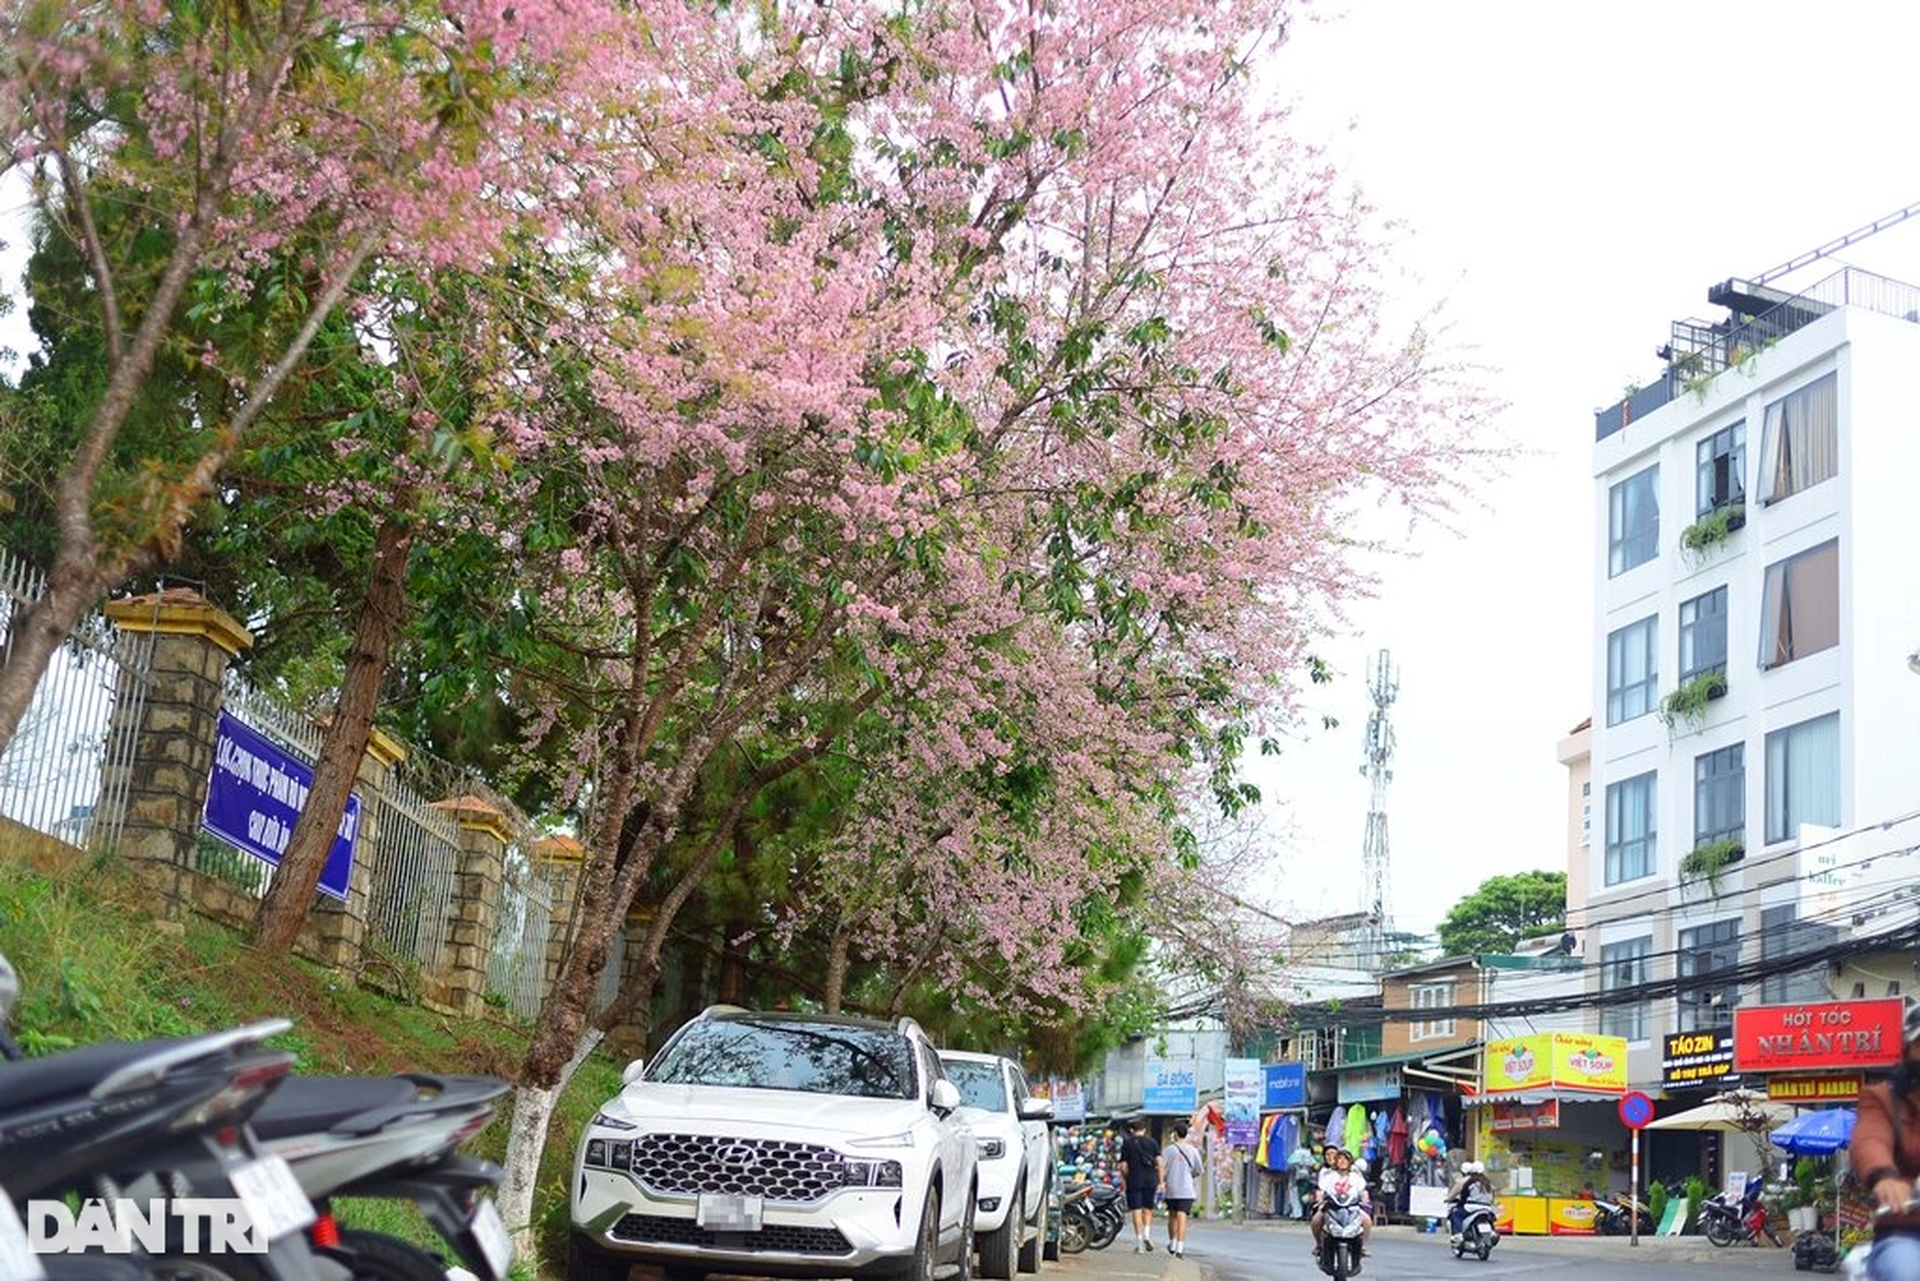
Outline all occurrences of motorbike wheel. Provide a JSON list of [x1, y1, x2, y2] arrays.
[[1706, 1215, 1737, 1247], [1762, 1223, 1784, 1248], [1058, 1213, 1090, 1255], [1088, 1210, 1122, 1251], [1477, 1237, 1492, 1261], [333, 1229, 448, 1281], [1332, 1240, 1352, 1280]]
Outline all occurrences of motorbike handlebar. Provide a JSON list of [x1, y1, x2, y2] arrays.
[[1872, 1197, 1920, 1219]]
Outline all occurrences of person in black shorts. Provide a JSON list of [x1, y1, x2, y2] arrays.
[[1119, 1117, 1164, 1252]]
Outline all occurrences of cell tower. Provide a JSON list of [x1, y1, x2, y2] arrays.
[[1359, 649, 1399, 971]]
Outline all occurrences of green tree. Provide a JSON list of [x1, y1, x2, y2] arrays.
[[1435, 870, 1568, 956]]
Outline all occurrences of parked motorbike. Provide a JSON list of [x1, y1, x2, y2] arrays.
[[252, 1072, 513, 1281], [1702, 1175, 1783, 1248], [1451, 1194, 1499, 1261], [1083, 1183, 1125, 1250], [1593, 1192, 1654, 1236], [1316, 1186, 1367, 1279], [1056, 1186, 1092, 1255]]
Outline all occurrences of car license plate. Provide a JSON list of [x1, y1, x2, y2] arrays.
[[229, 1154, 316, 1242], [695, 1193, 764, 1232], [469, 1197, 513, 1279], [0, 1195, 47, 1281]]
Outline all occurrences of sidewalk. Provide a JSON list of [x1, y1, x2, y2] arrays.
[[1219, 1214, 1797, 1264], [1048, 1241, 1210, 1280]]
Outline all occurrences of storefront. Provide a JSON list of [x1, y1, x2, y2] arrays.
[[1312, 1047, 1478, 1223], [1251, 1061, 1310, 1217], [1732, 997, 1904, 1098], [1471, 1032, 1630, 1236]]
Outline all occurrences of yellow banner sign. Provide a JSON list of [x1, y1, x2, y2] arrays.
[[1481, 1033, 1629, 1095], [1552, 1033, 1628, 1093], [1767, 1074, 1863, 1102], [1484, 1034, 1554, 1093]]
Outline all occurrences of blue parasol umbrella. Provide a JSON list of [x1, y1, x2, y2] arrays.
[[1769, 1108, 1856, 1156]]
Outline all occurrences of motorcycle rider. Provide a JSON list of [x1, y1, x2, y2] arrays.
[[1851, 998, 1920, 1281], [1309, 1146, 1373, 1258], [1446, 1160, 1494, 1244]]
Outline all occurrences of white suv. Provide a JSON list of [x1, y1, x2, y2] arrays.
[[937, 1050, 1051, 1277], [569, 1007, 979, 1281]]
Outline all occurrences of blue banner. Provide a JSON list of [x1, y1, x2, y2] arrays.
[[1142, 1058, 1198, 1114], [203, 711, 359, 901], [1262, 1061, 1307, 1110]]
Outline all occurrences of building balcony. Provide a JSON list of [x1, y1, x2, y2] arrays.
[[1594, 266, 1920, 440]]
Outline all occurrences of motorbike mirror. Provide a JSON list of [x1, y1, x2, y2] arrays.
[[0, 951, 17, 1026], [1018, 1097, 1055, 1122], [621, 1058, 646, 1086]]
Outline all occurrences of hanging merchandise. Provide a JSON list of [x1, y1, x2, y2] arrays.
[[1326, 1104, 1348, 1149], [1387, 1104, 1409, 1167], [1344, 1102, 1370, 1155]]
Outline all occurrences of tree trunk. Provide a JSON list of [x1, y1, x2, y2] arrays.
[[498, 1028, 604, 1261], [823, 930, 851, 1015], [252, 513, 415, 954], [0, 561, 100, 759]]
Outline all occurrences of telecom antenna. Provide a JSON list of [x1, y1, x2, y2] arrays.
[[1359, 649, 1399, 971]]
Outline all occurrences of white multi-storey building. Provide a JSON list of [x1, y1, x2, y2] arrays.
[[1583, 268, 1920, 1090]]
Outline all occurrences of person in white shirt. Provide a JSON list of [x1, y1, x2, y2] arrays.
[[1161, 1123, 1203, 1258], [1309, 1147, 1373, 1258]]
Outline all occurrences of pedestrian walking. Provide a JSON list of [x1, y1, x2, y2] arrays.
[[1162, 1123, 1203, 1257], [1119, 1116, 1163, 1252], [1851, 999, 1920, 1281]]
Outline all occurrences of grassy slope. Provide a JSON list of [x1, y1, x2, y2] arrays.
[[0, 850, 623, 1278]]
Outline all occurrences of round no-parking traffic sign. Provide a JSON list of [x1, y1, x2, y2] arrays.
[[1618, 1090, 1654, 1130]]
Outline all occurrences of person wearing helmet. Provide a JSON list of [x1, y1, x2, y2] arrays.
[[1851, 999, 1920, 1280], [1310, 1146, 1373, 1257], [1446, 1160, 1494, 1243]]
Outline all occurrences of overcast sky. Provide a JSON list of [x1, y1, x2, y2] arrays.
[[1242, 1, 1920, 938]]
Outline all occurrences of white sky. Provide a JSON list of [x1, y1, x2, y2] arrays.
[[9, 4, 1920, 944], [1243, 1, 1920, 938]]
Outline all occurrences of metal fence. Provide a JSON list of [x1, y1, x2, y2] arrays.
[[485, 850, 554, 1020], [0, 547, 155, 856], [364, 780, 458, 973]]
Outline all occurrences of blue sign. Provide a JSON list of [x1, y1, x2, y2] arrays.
[[1143, 1058, 1199, 1114], [203, 711, 359, 901], [1262, 1061, 1307, 1110]]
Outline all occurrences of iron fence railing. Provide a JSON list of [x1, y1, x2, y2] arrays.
[[365, 780, 458, 972], [0, 547, 155, 856]]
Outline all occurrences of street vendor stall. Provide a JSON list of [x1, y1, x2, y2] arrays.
[[1470, 1032, 1630, 1235]]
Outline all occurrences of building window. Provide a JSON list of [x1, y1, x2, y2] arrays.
[[1761, 372, 1838, 503], [1604, 772, 1656, 886], [1581, 781, 1591, 848], [1693, 744, 1745, 851], [1411, 982, 1455, 1041], [1599, 937, 1651, 1042], [1677, 918, 1741, 1030], [1608, 466, 1659, 576], [1765, 712, 1840, 844], [1696, 421, 1745, 516], [1761, 904, 1839, 1004], [1759, 539, 1838, 669], [1679, 587, 1728, 683], [1606, 616, 1658, 725]]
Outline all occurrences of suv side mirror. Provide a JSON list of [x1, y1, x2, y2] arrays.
[[622, 1058, 647, 1086], [930, 1080, 961, 1113], [1018, 1097, 1054, 1122]]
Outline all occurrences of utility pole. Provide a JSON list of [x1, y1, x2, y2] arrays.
[[1360, 649, 1398, 973]]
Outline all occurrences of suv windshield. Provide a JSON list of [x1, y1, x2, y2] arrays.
[[940, 1058, 1009, 1112], [648, 1019, 916, 1101]]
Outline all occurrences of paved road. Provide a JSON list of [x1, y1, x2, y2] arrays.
[[1049, 1220, 1813, 1280]]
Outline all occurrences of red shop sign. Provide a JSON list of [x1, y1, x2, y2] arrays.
[[1733, 999, 1906, 1073]]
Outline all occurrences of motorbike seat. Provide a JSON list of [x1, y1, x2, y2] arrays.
[[0, 1038, 179, 1109], [249, 1075, 429, 1138]]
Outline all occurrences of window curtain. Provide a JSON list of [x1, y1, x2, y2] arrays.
[[1758, 541, 1839, 668], [1766, 712, 1839, 843], [1762, 373, 1838, 502]]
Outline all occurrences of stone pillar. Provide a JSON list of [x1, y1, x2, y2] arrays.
[[428, 795, 510, 1017], [95, 589, 252, 910], [531, 835, 585, 996], [297, 726, 404, 971]]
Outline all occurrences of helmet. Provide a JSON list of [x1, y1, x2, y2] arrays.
[[1464, 1161, 1485, 1175], [1353, 1158, 1369, 1174]]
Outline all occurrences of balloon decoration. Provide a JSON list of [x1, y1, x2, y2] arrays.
[[1054, 1125, 1126, 1189]]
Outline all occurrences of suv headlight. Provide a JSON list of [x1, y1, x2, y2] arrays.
[[978, 1137, 1008, 1160], [848, 1131, 918, 1149]]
